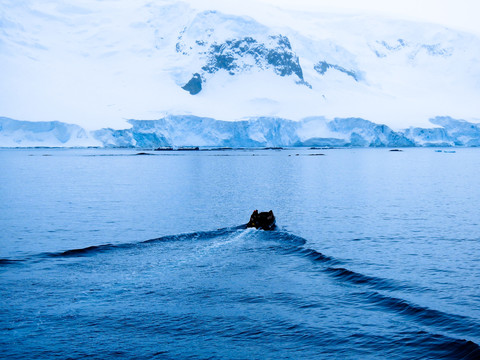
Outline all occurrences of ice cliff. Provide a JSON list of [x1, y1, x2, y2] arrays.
[[0, 117, 98, 147], [2, 116, 478, 148]]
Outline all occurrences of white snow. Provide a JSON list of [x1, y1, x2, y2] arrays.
[[0, 0, 479, 130]]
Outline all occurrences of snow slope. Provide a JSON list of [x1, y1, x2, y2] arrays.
[[0, 0, 479, 130]]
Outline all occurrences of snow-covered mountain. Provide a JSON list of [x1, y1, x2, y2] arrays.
[[2, 115, 479, 148], [0, 0, 479, 130]]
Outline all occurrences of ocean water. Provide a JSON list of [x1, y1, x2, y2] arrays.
[[1, 148, 479, 359]]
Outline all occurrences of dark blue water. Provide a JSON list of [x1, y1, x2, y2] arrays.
[[1, 148, 479, 359]]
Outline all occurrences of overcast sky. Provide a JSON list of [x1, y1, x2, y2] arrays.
[[316, 0, 477, 35], [269, 0, 480, 35], [197, 0, 480, 36]]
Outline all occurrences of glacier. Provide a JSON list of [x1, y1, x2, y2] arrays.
[[0, 117, 99, 148], [1, 116, 479, 149]]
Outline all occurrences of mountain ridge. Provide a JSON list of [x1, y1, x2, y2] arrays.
[[1, 1, 479, 129]]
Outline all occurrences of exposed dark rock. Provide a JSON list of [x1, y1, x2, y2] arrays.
[[179, 35, 307, 94], [182, 73, 203, 95], [201, 35, 304, 80], [177, 146, 200, 151], [314, 61, 360, 81]]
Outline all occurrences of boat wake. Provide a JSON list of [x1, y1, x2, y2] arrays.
[[2, 226, 479, 358]]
